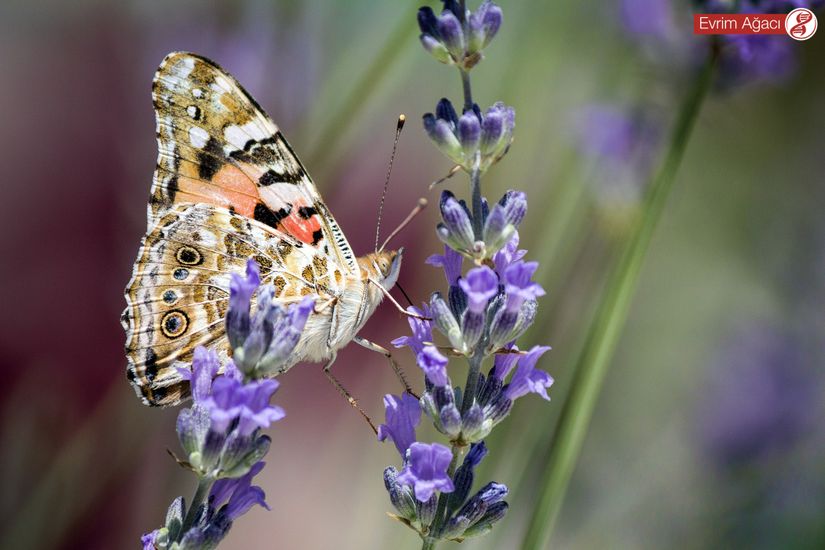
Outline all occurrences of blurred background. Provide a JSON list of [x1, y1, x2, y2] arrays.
[[1, 0, 823, 548]]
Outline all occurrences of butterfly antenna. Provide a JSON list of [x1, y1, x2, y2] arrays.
[[375, 115, 406, 252]]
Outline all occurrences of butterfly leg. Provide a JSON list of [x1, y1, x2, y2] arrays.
[[322, 354, 378, 434], [353, 336, 417, 397]]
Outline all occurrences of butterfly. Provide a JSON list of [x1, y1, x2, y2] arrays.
[[122, 52, 412, 409]]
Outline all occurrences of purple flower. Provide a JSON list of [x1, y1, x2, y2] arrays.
[[206, 376, 285, 436], [468, 1, 503, 51], [503, 261, 545, 311], [210, 461, 270, 520], [491, 343, 520, 381], [377, 393, 422, 457], [257, 295, 315, 374], [392, 304, 433, 355], [504, 346, 553, 400], [621, 0, 673, 38], [459, 266, 499, 313], [719, 35, 796, 89], [424, 100, 515, 173], [426, 245, 464, 285], [699, 324, 817, 467], [417, 345, 450, 387], [437, 189, 476, 252], [141, 530, 160, 550], [483, 190, 527, 254], [177, 347, 221, 402], [493, 231, 527, 276], [226, 259, 260, 350], [397, 442, 456, 501], [479, 102, 515, 163]]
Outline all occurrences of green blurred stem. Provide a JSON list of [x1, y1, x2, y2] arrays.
[[181, 476, 213, 534], [520, 49, 718, 550]]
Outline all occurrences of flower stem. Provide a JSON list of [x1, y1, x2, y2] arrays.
[[519, 48, 719, 550], [470, 167, 483, 240], [180, 476, 212, 534], [421, 539, 438, 550], [460, 69, 473, 112]]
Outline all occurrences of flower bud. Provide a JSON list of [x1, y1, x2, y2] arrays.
[[437, 10, 465, 59], [468, 1, 503, 52], [430, 292, 464, 352], [458, 111, 482, 158], [438, 191, 476, 252], [423, 113, 463, 163]]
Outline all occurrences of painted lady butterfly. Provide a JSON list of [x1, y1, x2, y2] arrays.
[[122, 52, 408, 407]]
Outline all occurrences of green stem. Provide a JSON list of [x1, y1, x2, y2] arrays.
[[180, 476, 213, 534], [421, 539, 437, 550], [460, 69, 473, 112], [519, 49, 718, 550], [470, 167, 483, 240]]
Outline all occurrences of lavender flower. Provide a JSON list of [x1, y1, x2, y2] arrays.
[[426, 245, 464, 286], [378, 393, 423, 456], [141, 264, 306, 549], [418, 0, 502, 69], [418, 345, 451, 387], [227, 259, 314, 377], [392, 304, 433, 356], [381, 2, 549, 545], [397, 442, 456, 501], [503, 346, 554, 401], [424, 100, 515, 174], [459, 266, 498, 314]]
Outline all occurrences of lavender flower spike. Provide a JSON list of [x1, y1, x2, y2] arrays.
[[397, 442, 456, 501], [378, 393, 423, 457]]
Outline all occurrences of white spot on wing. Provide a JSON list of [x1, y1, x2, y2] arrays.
[[187, 106, 198, 119], [193, 88, 203, 98], [224, 121, 272, 150], [189, 126, 209, 148]]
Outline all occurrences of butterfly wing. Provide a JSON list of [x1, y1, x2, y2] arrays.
[[124, 52, 356, 406], [150, 51, 357, 272]]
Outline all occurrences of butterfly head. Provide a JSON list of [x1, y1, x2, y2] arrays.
[[361, 248, 403, 290]]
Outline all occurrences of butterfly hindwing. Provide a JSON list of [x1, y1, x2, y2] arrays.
[[123, 203, 347, 405]]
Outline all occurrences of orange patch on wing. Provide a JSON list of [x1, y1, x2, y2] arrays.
[[176, 163, 262, 216], [281, 200, 322, 245]]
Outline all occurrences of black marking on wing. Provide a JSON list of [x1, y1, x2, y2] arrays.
[[259, 169, 280, 186], [254, 202, 291, 229], [311, 229, 324, 246], [298, 206, 318, 219], [145, 349, 159, 382], [197, 137, 224, 180]]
